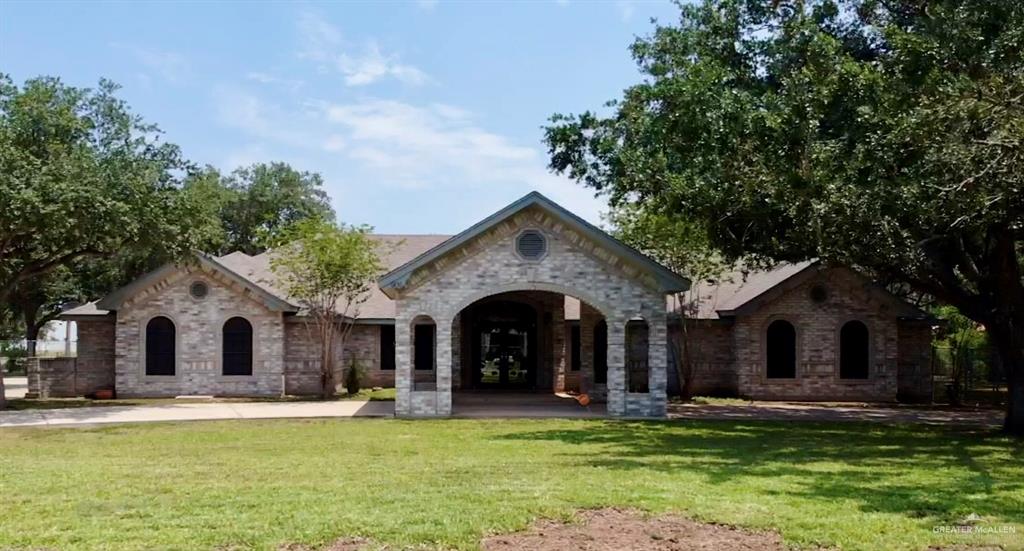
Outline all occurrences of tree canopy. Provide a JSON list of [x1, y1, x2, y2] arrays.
[[545, 0, 1024, 434], [0, 76, 207, 304]]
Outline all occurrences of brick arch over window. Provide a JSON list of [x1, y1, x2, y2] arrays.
[[766, 319, 797, 379], [145, 316, 176, 376], [222, 316, 253, 376], [839, 320, 870, 379]]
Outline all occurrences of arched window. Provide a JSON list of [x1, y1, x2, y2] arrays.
[[626, 319, 649, 393], [766, 320, 796, 379], [412, 316, 437, 390], [222, 317, 253, 376], [593, 320, 608, 384], [145, 316, 175, 376], [840, 320, 870, 379]]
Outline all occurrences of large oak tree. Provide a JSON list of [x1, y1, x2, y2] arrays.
[[545, 0, 1024, 434]]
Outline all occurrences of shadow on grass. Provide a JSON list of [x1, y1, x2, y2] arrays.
[[494, 419, 1024, 526]]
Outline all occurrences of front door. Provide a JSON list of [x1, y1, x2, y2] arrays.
[[476, 323, 533, 389]]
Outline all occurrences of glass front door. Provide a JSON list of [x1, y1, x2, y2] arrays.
[[477, 323, 532, 389]]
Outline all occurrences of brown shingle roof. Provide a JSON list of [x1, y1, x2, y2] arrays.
[[216, 235, 451, 320]]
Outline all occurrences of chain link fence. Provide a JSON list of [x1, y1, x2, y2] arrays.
[[931, 344, 1006, 405]]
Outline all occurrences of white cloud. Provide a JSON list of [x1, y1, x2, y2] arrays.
[[213, 89, 603, 223], [295, 10, 429, 87], [615, 0, 635, 21], [415, 0, 439, 10], [111, 43, 190, 84], [246, 72, 305, 92], [337, 43, 430, 87]]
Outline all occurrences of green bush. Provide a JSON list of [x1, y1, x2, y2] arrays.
[[344, 358, 364, 396]]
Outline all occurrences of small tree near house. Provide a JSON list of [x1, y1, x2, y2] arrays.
[[606, 205, 728, 400], [268, 218, 384, 399]]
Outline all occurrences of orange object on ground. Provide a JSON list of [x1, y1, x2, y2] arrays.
[[575, 394, 591, 407]]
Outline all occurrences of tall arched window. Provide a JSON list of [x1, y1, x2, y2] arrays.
[[222, 317, 253, 376], [840, 320, 870, 379], [766, 320, 796, 379], [145, 316, 175, 376]]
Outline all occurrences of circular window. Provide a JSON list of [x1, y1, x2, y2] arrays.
[[809, 284, 829, 304], [189, 281, 209, 300], [516, 230, 547, 260]]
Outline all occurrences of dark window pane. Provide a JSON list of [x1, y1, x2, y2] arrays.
[[766, 320, 796, 379], [414, 324, 435, 371], [626, 320, 649, 392], [570, 324, 581, 372], [380, 325, 395, 370], [840, 321, 870, 379], [594, 320, 607, 384], [145, 316, 175, 376], [222, 317, 253, 376]]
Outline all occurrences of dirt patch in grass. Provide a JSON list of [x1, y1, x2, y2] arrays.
[[481, 508, 790, 551]]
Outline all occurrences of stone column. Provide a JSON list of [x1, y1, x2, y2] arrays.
[[436, 319, 453, 416], [552, 298, 566, 393], [606, 317, 627, 416], [395, 316, 411, 416], [579, 303, 598, 395], [648, 312, 669, 417]]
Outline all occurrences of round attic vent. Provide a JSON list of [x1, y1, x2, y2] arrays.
[[516, 230, 547, 260], [189, 280, 210, 300]]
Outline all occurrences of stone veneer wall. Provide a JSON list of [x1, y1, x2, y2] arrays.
[[114, 267, 285, 397], [671, 321, 737, 396], [283, 321, 393, 395], [393, 205, 669, 418], [26, 318, 116, 398], [732, 268, 901, 401]]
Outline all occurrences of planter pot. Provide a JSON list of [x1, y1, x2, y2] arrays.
[[94, 389, 114, 400]]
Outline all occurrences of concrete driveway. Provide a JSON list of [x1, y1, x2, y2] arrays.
[[3, 377, 27, 399], [0, 400, 395, 428]]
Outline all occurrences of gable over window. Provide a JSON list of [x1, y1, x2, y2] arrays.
[[145, 316, 175, 376], [839, 320, 870, 379], [766, 320, 797, 379], [223, 317, 253, 376]]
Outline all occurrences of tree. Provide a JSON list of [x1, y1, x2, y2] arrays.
[[606, 204, 728, 399], [268, 218, 384, 399], [545, 1, 1024, 434], [220, 163, 334, 255], [0, 75, 205, 305]]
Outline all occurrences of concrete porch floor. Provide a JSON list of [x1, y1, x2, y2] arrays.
[[452, 392, 606, 418]]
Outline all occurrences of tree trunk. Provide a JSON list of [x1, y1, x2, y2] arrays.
[[988, 324, 1024, 436], [25, 319, 41, 358]]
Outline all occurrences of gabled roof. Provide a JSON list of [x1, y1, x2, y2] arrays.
[[95, 253, 299, 312], [674, 260, 933, 321], [378, 191, 691, 297]]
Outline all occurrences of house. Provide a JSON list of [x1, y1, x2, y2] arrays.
[[38, 192, 934, 417]]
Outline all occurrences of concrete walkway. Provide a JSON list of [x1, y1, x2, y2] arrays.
[[0, 400, 394, 428]]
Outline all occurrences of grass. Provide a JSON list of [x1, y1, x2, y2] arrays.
[[0, 419, 1021, 551], [339, 387, 396, 401]]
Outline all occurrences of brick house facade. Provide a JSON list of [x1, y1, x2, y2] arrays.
[[46, 192, 935, 416]]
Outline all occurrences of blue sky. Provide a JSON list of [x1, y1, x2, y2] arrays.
[[2, 0, 680, 233]]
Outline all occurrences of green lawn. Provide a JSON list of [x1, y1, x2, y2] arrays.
[[1, 419, 1021, 550]]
